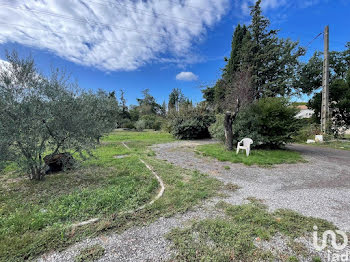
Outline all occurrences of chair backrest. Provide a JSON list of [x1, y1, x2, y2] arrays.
[[241, 138, 253, 147]]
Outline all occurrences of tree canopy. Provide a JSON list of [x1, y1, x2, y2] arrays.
[[294, 43, 350, 135], [136, 89, 161, 115], [203, 0, 304, 112], [0, 51, 119, 180]]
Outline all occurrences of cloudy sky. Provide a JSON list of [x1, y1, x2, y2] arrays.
[[0, 0, 349, 104]]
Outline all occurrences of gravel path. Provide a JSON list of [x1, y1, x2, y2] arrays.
[[38, 141, 350, 261], [153, 141, 350, 231]]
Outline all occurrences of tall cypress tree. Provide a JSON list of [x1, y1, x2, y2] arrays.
[[214, 24, 249, 112], [248, 0, 304, 98], [222, 24, 248, 80]]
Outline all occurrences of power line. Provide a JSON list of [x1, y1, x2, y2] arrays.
[[85, 0, 203, 25], [0, 22, 169, 48], [304, 32, 323, 49], [0, 3, 195, 43], [329, 39, 348, 46], [166, 0, 214, 13], [93, 0, 215, 14]]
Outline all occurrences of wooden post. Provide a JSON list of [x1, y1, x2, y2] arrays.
[[321, 25, 330, 133]]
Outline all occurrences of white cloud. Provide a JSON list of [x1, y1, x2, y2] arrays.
[[176, 71, 198, 81], [0, 0, 229, 71]]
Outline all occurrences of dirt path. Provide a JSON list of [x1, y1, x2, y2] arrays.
[[38, 141, 350, 261]]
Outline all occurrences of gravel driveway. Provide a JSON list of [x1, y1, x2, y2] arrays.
[[154, 141, 350, 231], [38, 141, 350, 261]]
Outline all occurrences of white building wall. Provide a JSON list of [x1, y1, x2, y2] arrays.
[[296, 109, 315, 119]]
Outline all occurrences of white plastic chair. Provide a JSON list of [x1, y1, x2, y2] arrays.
[[236, 138, 253, 156]]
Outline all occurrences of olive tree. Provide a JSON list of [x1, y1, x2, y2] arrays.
[[219, 71, 255, 150], [0, 51, 119, 180]]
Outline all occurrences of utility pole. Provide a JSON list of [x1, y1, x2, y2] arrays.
[[321, 25, 330, 134]]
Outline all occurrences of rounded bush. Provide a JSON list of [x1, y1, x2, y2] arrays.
[[232, 97, 300, 148], [168, 109, 215, 140], [134, 120, 146, 131]]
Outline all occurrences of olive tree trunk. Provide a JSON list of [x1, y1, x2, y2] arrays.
[[224, 112, 234, 151], [29, 165, 45, 180], [224, 100, 240, 151]]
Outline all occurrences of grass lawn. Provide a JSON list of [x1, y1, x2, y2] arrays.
[[0, 130, 221, 262], [196, 143, 305, 167], [167, 200, 335, 261]]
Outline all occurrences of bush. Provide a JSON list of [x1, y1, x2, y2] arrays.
[[209, 114, 226, 142], [134, 120, 146, 131], [169, 108, 215, 140], [119, 118, 135, 129], [140, 115, 163, 130], [232, 97, 300, 148], [153, 120, 162, 131], [293, 122, 320, 143]]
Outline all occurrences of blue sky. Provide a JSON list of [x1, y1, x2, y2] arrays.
[[0, 0, 349, 105]]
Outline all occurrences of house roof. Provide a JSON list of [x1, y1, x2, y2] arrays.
[[297, 105, 308, 110]]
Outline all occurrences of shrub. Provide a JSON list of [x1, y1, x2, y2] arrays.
[[168, 108, 215, 140], [140, 115, 163, 130], [232, 97, 300, 148], [134, 119, 146, 131], [119, 118, 135, 129], [209, 114, 226, 142], [171, 117, 211, 139], [293, 122, 320, 143], [153, 119, 162, 131]]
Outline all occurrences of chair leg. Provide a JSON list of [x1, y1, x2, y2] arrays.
[[246, 148, 250, 156], [236, 147, 240, 155]]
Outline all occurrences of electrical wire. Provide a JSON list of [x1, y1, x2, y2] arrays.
[[166, 0, 214, 13], [304, 32, 323, 49], [0, 22, 168, 48], [93, 0, 214, 14], [85, 0, 203, 25], [0, 3, 197, 43]]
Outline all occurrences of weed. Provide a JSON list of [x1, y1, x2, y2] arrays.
[[223, 183, 240, 191], [287, 256, 299, 262], [167, 202, 336, 261], [75, 244, 105, 262]]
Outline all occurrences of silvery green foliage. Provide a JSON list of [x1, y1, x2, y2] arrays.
[[134, 119, 146, 131], [209, 114, 226, 143], [0, 51, 119, 180]]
